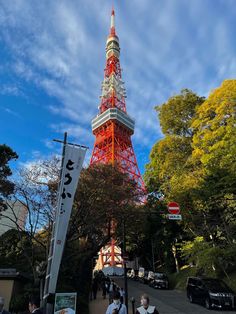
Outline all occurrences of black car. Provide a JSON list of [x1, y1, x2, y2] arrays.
[[149, 272, 169, 289], [186, 276, 236, 310]]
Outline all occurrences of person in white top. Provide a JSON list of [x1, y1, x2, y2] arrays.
[[105, 291, 127, 314], [136, 294, 159, 314]]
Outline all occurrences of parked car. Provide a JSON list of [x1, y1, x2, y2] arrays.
[[186, 276, 236, 310], [143, 271, 149, 284], [138, 267, 145, 282], [139, 270, 149, 284], [149, 272, 169, 289], [147, 271, 155, 282], [127, 269, 136, 279]]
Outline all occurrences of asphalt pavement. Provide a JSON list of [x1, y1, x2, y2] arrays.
[[115, 278, 235, 314]]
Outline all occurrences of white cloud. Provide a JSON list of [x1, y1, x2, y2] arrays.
[[4, 107, 22, 119], [0, 0, 235, 164], [1, 85, 20, 96], [50, 122, 93, 147]]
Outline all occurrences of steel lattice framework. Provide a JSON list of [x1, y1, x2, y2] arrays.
[[90, 9, 145, 268]]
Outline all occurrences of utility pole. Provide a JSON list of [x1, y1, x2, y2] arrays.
[[151, 239, 155, 272]]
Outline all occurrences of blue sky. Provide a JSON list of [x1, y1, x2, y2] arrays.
[[0, 0, 235, 174]]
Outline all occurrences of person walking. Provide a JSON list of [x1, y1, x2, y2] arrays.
[[92, 278, 98, 300], [101, 280, 107, 299], [0, 297, 10, 314], [108, 279, 115, 304], [119, 288, 125, 304], [28, 296, 43, 314], [136, 294, 159, 314], [105, 291, 127, 314]]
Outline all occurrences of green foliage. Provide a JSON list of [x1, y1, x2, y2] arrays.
[[145, 89, 205, 203], [224, 271, 236, 292], [156, 88, 205, 137], [179, 237, 236, 277], [144, 80, 236, 277], [143, 92, 203, 271], [192, 80, 236, 174], [168, 266, 197, 290], [0, 229, 46, 278]]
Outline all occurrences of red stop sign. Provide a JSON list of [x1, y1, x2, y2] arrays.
[[168, 202, 180, 215]]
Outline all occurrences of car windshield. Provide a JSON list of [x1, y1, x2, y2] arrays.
[[202, 279, 229, 290], [155, 273, 167, 280]]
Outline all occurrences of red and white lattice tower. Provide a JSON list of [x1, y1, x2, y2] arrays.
[[90, 9, 145, 269]]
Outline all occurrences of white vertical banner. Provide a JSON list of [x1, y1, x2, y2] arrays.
[[48, 144, 86, 294]]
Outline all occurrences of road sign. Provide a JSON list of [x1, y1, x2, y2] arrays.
[[168, 214, 182, 220], [168, 202, 180, 215]]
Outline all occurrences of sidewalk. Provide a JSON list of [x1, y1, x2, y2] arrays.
[[89, 290, 109, 314]]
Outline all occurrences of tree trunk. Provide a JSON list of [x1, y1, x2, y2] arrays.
[[172, 244, 180, 273]]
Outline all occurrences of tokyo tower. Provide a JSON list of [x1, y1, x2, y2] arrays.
[[90, 9, 145, 268]]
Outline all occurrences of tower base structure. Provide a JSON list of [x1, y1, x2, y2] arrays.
[[95, 239, 123, 272]]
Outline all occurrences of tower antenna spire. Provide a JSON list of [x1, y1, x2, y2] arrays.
[[110, 5, 115, 35]]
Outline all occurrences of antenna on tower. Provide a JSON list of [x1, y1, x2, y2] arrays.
[[110, 3, 115, 35]]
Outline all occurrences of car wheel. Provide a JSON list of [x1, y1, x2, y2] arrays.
[[189, 293, 194, 303], [205, 298, 211, 310]]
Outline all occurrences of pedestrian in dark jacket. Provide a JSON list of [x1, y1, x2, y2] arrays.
[[28, 296, 43, 314], [92, 278, 98, 300], [108, 279, 116, 304], [102, 280, 107, 299]]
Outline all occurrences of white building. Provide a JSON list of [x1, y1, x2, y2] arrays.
[[0, 201, 27, 236]]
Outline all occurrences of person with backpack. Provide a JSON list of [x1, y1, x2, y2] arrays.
[[105, 291, 127, 314]]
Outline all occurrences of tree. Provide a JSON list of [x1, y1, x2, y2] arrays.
[[144, 81, 236, 278], [57, 163, 143, 314], [156, 88, 205, 137], [145, 89, 205, 234], [192, 80, 236, 189], [144, 90, 205, 273], [0, 157, 60, 283], [0, 144, 18, 206], [189, 80, 236, 244]]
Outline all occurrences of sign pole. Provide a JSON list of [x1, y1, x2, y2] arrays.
[[43, 133, 88, 314], [43, 133, 67, 313]]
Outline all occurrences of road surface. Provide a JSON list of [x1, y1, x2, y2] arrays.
[[115, 278, 235, 314]]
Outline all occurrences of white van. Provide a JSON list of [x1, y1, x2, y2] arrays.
[[138, 267, 145, 278]]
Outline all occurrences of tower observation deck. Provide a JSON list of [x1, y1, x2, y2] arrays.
[[90, 9, 145, 268]]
